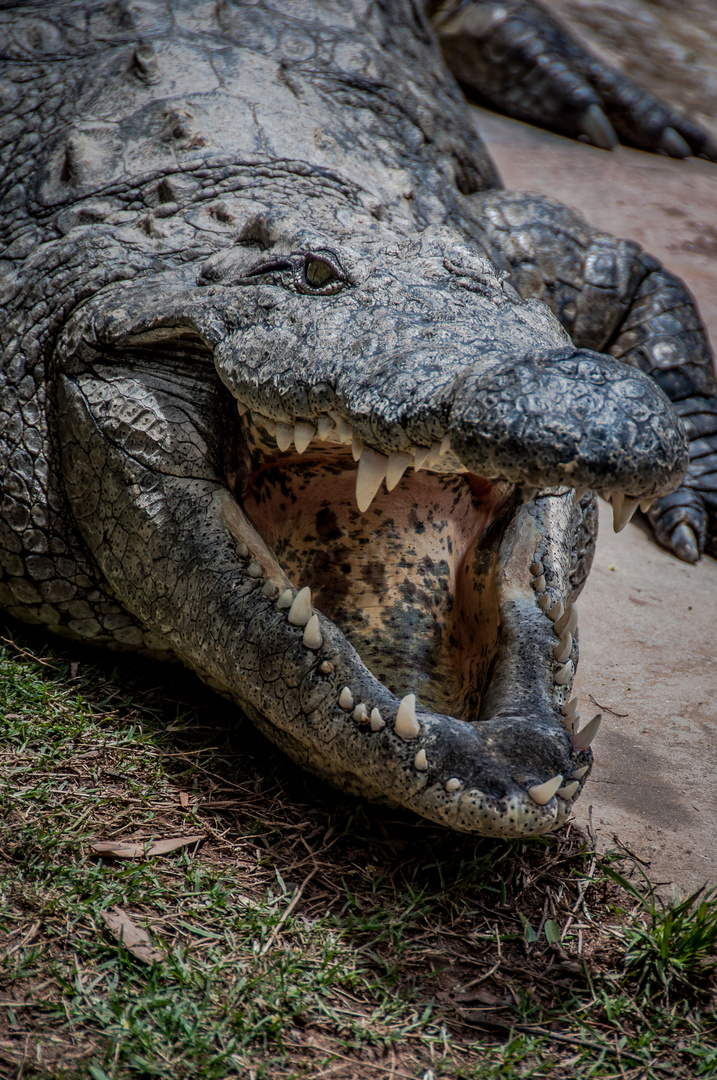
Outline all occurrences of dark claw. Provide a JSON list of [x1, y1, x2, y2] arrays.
[[658, 126, 691, 159], [671, 522, 700, 563], [578, 104, 617, 151]]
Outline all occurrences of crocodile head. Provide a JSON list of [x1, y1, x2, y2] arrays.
[[58, 208, 687, 836]]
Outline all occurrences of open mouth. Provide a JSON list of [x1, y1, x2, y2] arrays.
[[221, 403, 600, 835]]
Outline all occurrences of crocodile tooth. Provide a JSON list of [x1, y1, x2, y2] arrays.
[[527, 774, 563, 805], [294, 421, 315, 454], [248, 562, 262, 578], [445, 777, 461, 792], [426, 440, 443, 468], [395, 693, 419, 739], [414, 749, 428, 771], [572, 714, 601, 750], [319, 660, 334, 674], [336, 417, 353, 444], [553, 632, 572, 664], [554, 660, 573, 685], [303, 613, 322, 649], [276, 589, 293, 610], [561, 697, 579, 720], [353, 702, 368, 723], [339, 686, 354, 710], [261, 581, 278, 597], [237, 401, 249, 416], [413, 447, 430, 470], [613, 494, 639, 532], [276, 422, 293, 452], [288, 586, 312, 626], [557, 780, 580, 800], [571, 765, 589, 779], [560, 709, 578, 733], [385, 452, 413, 491], [554, 605, 577, 638], [530, 560, 543, 576], [356, 448, 388, 512], [316, 416, 334, 441], [522, 486, 538, 504], [370, 708, 385, 731], [537, 593, 551, 611], [639, 498, 654, 513], [574, 485, 588, 501], [236, 541, 248, 558], [547, 600, 564, 623], [351, 432, 363, 461], [531, 574, 546, 593]]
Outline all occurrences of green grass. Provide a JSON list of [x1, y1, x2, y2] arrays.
[[1, 621, 716, 1078]]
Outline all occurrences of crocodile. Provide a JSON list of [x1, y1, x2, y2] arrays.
[[2, 0, 717, 837]]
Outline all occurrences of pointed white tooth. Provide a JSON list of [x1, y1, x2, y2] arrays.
[[561, 710, 578, 734], [317, 416, 334, 441], [440, 434, 451, 455], [530, 561, 543, 576], [572, 713, 601, 751], [553, 633, 572, 664], [339, 686, 354, 710], [561, 697, 579, 720], [319, 660, 333, 674], [395, 693, 419, 739], [237, 401, 249, 416], [614, 495, 639, 532], [261, 581, 278, 597], [294, 421, 315, 454], [413, 447, 430, 471], [414, 749, 428, 771], [531, 574, 546, 593], [352, 432, 363, 461], [370, 708, 385, 732], [554, 660, 573, 685], [276, 423, 293, 452], [557, 780, 580, 800], [353, 702, 368, 723], [248, 562, 262, 578], [553, 605, 576, 638], [547, 600, 564, 623], [571, 765, 589, 779], [303, 613, 322, 650], [356, 448, 388, 513], [236, 541, 249, 558], [574, 486, 588, 502], [276, 589, 293, 610], [640, 498, 654, 513], [426, 440, 443, 468], [537, 593, 551, 611], [522, 486, 538, 504], [602, 489, 613, 503], [527, 774, 563, 806], [336, 417, 353, 444], [611, 491, 624, 531], [288, 586, 312, 626], [385, 452, 413, 491], [445, 777, 461, 792]]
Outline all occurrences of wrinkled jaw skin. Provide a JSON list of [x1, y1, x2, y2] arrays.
[[56, 218, 688, 838]]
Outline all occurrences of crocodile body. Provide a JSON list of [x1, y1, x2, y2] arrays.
[[2, 0, 716, 836]]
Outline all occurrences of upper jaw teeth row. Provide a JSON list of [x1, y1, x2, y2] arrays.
[[528, 556, 600, 801], [241, 402, 656, 521], [239, 549, 589, 810]]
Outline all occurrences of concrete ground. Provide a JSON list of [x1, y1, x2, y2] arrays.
[[471, 106, 717, 894]]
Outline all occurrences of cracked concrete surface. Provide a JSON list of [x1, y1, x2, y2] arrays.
[[475, 105, 717, 893]]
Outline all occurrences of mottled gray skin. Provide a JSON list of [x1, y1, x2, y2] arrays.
[[1, 0, 716, 836]]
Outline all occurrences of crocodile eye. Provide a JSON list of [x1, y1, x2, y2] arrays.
[[297, 252, 347, 294], [305, 258, 334, 287]]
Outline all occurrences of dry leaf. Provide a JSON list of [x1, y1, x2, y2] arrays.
[[100, 907, 162, 964], [179, 791, 189, 807], [91, 834, 204, 858]]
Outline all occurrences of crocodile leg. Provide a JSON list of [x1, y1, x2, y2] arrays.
[[473, 189, 717, 559], [429, 0, 717, 159]]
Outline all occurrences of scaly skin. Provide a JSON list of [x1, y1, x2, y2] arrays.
[[0, 0, 714, 835]]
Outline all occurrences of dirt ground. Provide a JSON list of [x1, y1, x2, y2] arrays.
[[470, 37, 717, 893]]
